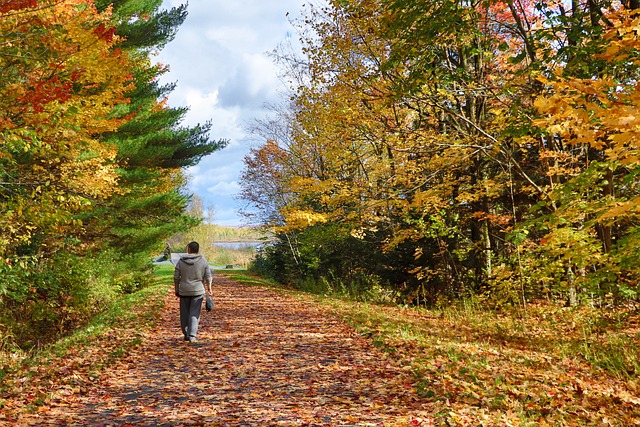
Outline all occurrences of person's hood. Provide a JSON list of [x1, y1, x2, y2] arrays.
[[180, 253, 203, 265]]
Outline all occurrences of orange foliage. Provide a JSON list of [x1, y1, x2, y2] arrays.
[[0, 0, 37, 13]]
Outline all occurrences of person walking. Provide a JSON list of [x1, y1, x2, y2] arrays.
[[174, 241, 213, 343]]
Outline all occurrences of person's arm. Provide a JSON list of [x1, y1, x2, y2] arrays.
[[204, 264, 213, 294], [173, 264, 181, 297]]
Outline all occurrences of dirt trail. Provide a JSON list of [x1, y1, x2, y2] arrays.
[[14, 275, 424, 426]]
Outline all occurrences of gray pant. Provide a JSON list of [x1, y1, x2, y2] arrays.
[[179, 295, 204, 339]]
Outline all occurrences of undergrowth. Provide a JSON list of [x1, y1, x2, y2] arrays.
[[0, 264, 172, 412]]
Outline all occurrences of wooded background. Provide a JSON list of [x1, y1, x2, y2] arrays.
[[2, 0, 640, 351], [241, 0, 640, 310]]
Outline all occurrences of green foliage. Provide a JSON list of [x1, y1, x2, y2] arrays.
[[0, 0, 225, 349], [117, 4, 188, 50], [249, 222, 403, 304], [0, 248, 159, 349], [0, 265, 169, 406]]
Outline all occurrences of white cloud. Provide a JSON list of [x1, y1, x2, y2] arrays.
[[157, 0, 309, 226], [204, 27, 258, 49], [207, 181, 241, 195], [210, 206, 245, 227], [181, 89, 246, 140]]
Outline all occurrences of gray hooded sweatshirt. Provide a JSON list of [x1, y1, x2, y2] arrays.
[[174, 253, 212, 296]]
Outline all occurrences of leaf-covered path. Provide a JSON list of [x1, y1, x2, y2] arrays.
[[14, 275, 423, 426]]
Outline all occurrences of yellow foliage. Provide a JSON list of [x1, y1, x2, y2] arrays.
[[0, 0, 135, 253], [278, 209, 328, 232]]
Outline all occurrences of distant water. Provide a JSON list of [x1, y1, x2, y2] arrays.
[[211, 241, 262, 250]]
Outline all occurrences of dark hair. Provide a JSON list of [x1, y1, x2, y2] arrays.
[[187, 241, 200, 253]]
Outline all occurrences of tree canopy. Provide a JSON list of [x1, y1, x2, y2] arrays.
[[242, 0, 640, 308], [0, 0, 225, 347]]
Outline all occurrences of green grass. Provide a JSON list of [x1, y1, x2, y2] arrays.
[[48, 264, 170, 355], [217, 269, 282, 288], [0, 264, 172, 412]]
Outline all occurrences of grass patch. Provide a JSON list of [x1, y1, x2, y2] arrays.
[[217, 269, 286, 290], [328, 301, 639, 425], [0, 264, 172, 416]]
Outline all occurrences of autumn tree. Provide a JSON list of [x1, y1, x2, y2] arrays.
[[0, 0, 136, 340], [0, 0, 225, 347], [243, 0, 639, 308], [242, 3, 398, 290], [244, 0, 535, 302], [529, 8, 640, 305]]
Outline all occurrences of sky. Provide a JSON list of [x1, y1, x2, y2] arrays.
[[156, 0, 308, 226]]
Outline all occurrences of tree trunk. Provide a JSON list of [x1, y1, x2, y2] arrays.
[[482, 217, 492, 278], [567, 265, 578, 306]]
